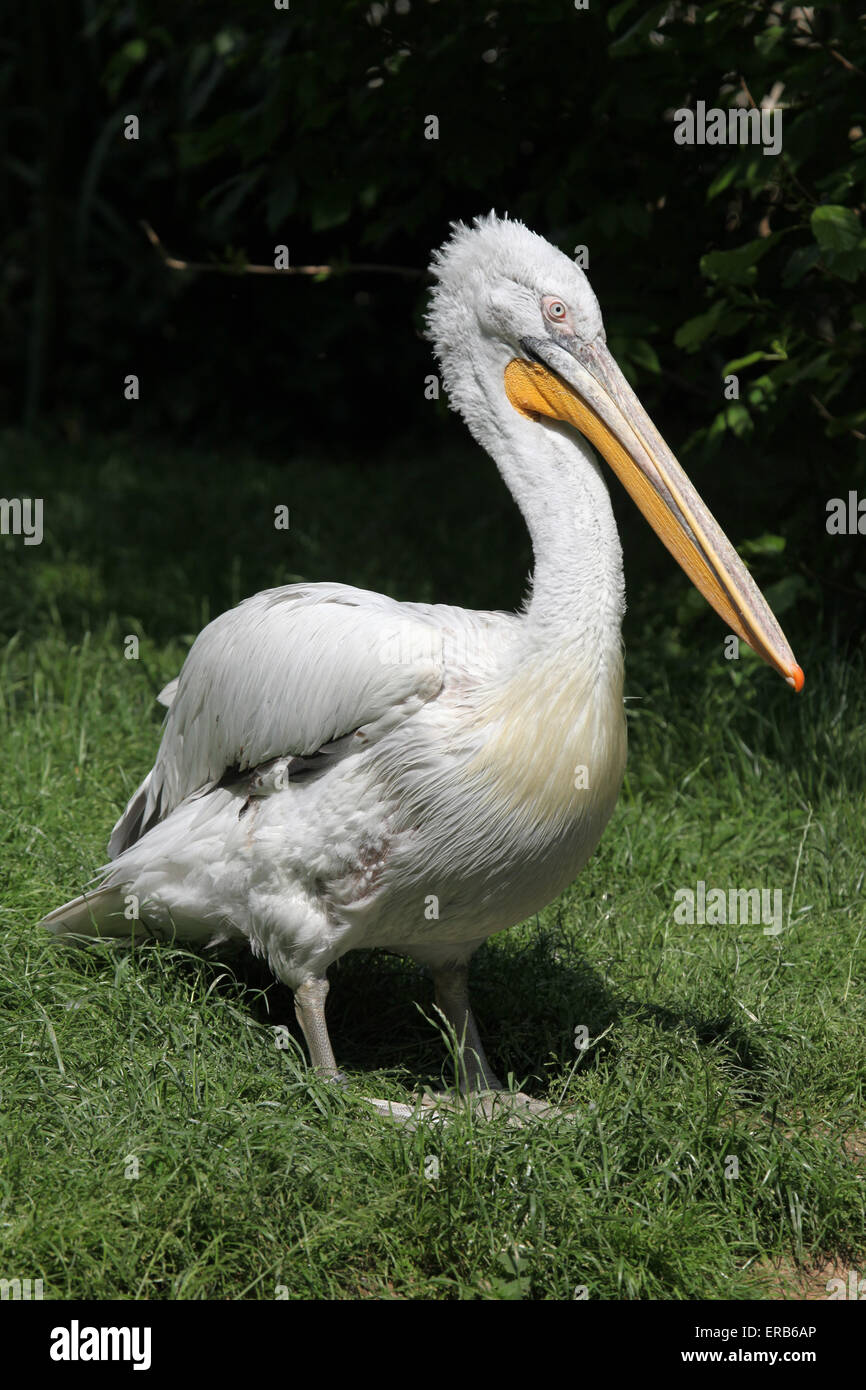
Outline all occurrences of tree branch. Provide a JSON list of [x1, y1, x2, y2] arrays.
[[141, 222, 426, 281], [809, 391, 865, 441]]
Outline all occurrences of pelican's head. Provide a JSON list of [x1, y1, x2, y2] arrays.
[[427, 212, 803, 691]]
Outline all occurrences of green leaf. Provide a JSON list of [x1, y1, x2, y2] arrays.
[[213, 28, 242, 58], [739, 534, 786, 558], [746, 374, 776, 408], [753, 23, 787, 57], [763, 575, 810, 616], [823, 245, 866, 283], [708, 403, 752, 439], [706, 159, 741, 201], [811, 205, 862, 253], [102, 38, 149, 101], [723, 352, 767, 374], [700, 236, 777, 286], [782, 246, 821, 287], [721, 403, 752, 438], [674, 302, 747, 353], [627, 339, 661, 374], [722, 345, 787, 374]]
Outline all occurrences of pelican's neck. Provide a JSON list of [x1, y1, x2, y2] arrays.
[[489, 406, 626, 670], [459, 404, 628, 832]]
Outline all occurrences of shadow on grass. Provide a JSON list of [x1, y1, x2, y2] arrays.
[[55, 925, 782, 1105], [627, 999, 776, 1097]]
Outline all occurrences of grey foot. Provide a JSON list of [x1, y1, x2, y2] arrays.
[[345, 1086, 564, 1126], [360, 1093, 446, 1127], [423, 1087, 561, 1123]]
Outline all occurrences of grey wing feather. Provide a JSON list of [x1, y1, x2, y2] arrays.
[[108, 583, 445, 856], [157, 677, 179, 707]]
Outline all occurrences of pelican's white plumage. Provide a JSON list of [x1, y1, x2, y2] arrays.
[[43, 213, 802, 1100]]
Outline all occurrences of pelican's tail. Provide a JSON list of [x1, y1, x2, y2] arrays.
[[40, 884, 137, 939]]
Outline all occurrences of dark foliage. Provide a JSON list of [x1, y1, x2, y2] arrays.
[[3, 0, 864, 642]]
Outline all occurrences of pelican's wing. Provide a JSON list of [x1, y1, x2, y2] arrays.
[[108, 584, 445, 855]]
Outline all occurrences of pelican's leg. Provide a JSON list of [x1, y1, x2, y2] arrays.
[[293, 976, 340, 1075], [429, 962, 556, 1120], [293, 974, 422, 1124], [431, 962, 504, 1093]]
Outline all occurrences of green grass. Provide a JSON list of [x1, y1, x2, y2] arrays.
[[0, 428, 863, 1300]]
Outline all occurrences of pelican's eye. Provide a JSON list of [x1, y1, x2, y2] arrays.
[[542, 296, 572, 329]]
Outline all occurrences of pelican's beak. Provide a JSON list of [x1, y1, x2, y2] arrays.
[[505, 339, 804, 691]]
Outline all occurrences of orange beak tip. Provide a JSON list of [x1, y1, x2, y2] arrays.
[[785, 664, 805, 693]]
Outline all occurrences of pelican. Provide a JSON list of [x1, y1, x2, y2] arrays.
[[43, 214, 803, 1114]]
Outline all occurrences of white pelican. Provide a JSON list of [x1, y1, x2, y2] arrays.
[[43, 214, 803, 1111]]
